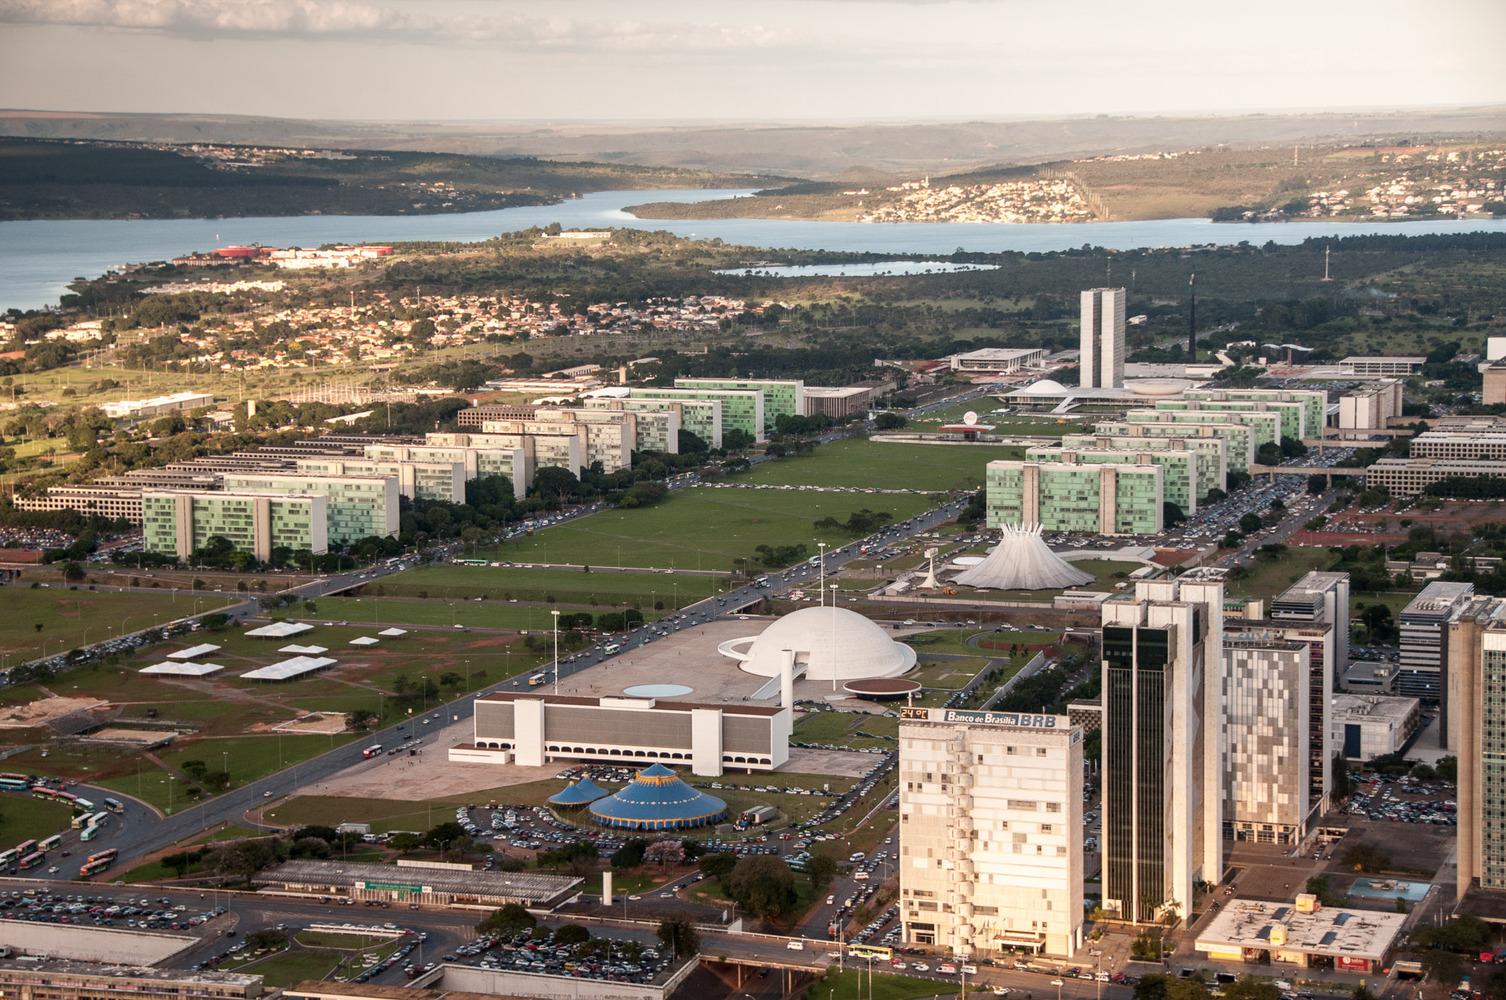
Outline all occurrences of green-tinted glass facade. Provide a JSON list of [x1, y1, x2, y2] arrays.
[[1061, 433, 1225, 499], [630, 388, 763, 440], [1155, 399, 1303, 441], [1184, 388, 1325, 439], [674, 378, 802, 430], [585, 397, 722, 450], [985, 460, 1162, 536], [142, 492, 325, 559], [1484, 647, 1506, 889], [222, 473, 396, 545], [1144, 404, 1281, 447], [1029, 446, 1198, 513], [1106, 417, 1254, 472]]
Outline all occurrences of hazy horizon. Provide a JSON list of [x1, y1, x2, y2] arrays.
[[2, 0, 1504, 123]]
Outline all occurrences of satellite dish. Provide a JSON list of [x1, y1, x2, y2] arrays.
[[962, 411, 979, 426]]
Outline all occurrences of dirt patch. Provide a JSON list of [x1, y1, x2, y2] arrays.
[[0, 695, 109, 729], [784, 748, 885, 777], [258, 713, 348, 736], [83, 727, 178, 746]]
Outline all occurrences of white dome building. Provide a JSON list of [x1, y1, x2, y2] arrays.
[[718, 606, 916, 682], [1019, 378, 1069, 396]]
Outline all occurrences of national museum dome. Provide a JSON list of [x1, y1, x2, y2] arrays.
[[717, 605, 916, 682]]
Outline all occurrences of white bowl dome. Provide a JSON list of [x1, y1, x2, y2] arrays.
[[718, 606, 916, 681], [1020, 379, 1068, 395], [1126, 378, 1192, 397]]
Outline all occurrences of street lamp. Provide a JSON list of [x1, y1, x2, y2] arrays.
[[817, 542, 828, 606], [551, 609, 561, 694]]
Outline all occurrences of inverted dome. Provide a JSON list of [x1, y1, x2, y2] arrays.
[[718, 605, 916, 682], [1020, 379, 1068, 395], [954, 524, 1095, 591], [1126, 378, 1192, 397], [588, 763, 727, 830]]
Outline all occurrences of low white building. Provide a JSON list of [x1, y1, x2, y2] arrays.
[[947, 347, 1047, 374], [1329, 694, 1421, 760]]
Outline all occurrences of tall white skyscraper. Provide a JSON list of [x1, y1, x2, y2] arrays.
[[1100, 575, 1224, 924], [899, 707, 1084, 958], [1080, 287, 1126, 389]]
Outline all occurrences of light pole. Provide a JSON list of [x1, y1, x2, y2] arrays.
[[817, 542, 827, 606], [551, 610, 561, 694]]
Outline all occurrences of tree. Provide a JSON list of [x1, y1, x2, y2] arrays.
[[657, 916, 699, 959], [1436, 755, 1458, 783], [721, 429, 755, 451], [553, 924, 590, 946], [1331, 752, 1352, 801], [644, 840, 685, 868], [1238, 512, 1264, 535], [422, 821, 470, 851], [1163, 501, 1186, 529], [611, 839, 648, 869], [61, 561, 85, 582], [724, 855, 799, 921], [873, 411, 907, 430], [476, 903, 535, 937], [700, 852, 737, 880], [805, 854, 838, 891]]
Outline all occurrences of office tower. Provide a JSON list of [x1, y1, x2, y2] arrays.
[[1026, 445, 1200, 515], [1222, 637, 1316, 844], [1100, 576, 1224, 924], [1079, 287, 1126, 389], [1398, 581, 1476, 747], [1448, 597, 1506, 902], [984, 458, 1163, 536], [899, 707, 1084, 958], [142, 490, 328, 561]]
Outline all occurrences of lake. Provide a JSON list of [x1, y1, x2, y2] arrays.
[[5, 187, 1506, 311]]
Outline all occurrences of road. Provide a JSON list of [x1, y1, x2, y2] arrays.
[[82, 493, 972, 873]]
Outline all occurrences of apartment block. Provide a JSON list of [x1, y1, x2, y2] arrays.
[[674, 377, 804, 429], [13, 485, 145, 522], [1100, 576, 1225, 924], [1409, 430, 1506, 461], [1080, 287, 1126, 389], [899, 706, 1084, 958], [1339, 356, 1425, 376], [1156, 398, 1305, 443], [628, 386, 764, 442], [480, 413, 630, 474], [1184, 387, 1329, 440], [584, 395, 721, 450], [143, 490, 328, 561], [1026, 445, 1200, 514], [1061, 432, 1227, 498], [220, 472, 398, 545], [1103, 416, 1256, 472], [1146, 402, 1283, 447], [293, 457, 467, 503], [985, 458, 1163, 536]]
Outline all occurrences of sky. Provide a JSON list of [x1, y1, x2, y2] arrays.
[[1, 0, 1504, 122]]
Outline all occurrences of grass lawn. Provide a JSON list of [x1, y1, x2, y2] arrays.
[[300, 596, 664, 632], [160, 733, 355, 791], [0, 588, 235, 662], [0, 793, 75, 846], [479, 487, 936, 572], [730, 438, 1008, 492], [232, 948, 344, 989], [819, 969, 957, 1000], [793, 711, 897, 751], [1229, 547, 1340, 602], [358, 566, 725, 607]]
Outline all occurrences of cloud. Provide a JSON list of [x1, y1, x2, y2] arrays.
[[0, 0, 787, 51]]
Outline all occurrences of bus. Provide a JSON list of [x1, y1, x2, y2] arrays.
[[13, 839, 36, 859], [527, 672, 547, 687], [79, 824, 102, 842], [0, 772, 29, 784], [0, 849, 17, 869], [84, 812, 108, 829], [79, 858, 113, 878], [37, 835, 61, 853], [362, 745, 384, 759], [103, 797, 125, 814], [17, 852, 43, 871], [846, 944, 893, 962], [0, 777, 28, 793], [86, 848, 117, 863], [72, 798, 94, 813], [71, 812, 93, 830]]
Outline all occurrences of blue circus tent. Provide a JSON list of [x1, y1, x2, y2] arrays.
[[588, 763, 727, 831], [548, 777, 609, 808]]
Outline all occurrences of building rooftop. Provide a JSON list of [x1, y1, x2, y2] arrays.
[[0, 958, 260, 987], [286, 983, 523, 1000], [255, 861, 580, 904], [1401, 580, 1476, 618], [475, 691, 784, 717], [587, 763, 727, 829], [1195, 898, 1405, 963], [1340, 356, 1426, 365], [1330, 694, 1420, 723]]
